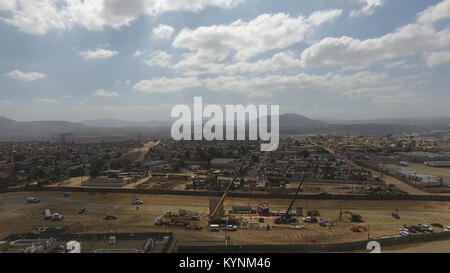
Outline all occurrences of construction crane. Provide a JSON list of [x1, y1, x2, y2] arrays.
[[209, 153, 250, 225], [273, 174, 307, 225]]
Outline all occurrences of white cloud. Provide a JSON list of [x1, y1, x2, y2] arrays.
[[300, 2, 450, 68], [176, 51, 302, 76], [350, 0, 383, 18], [425, 50, 450, 67], [152, 24, 174, 40], [133, 77, 202, 93], [0, 0, 245, 35], [80, 49, 119, 60], [35, 98, 57, 103], [144, 51, 173, 67], [384, 59, 416, 69], [173, 10, 342, 64], [6, 70, 47, 82], [134, 50, 146, 57], [92, 89, 120, 97], [417, 0, 450, 24], [203, 71, 393, 97]]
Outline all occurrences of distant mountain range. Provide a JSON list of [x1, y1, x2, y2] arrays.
[[80, 119, 171, 128], [0, 114, 449, 141], [319, 117, 450, 126]]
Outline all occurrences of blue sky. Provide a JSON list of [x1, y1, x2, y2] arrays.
[[0, 0, 449, 121]]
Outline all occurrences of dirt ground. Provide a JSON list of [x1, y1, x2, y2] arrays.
[[1, 191, 450, 252], [121, 141, 159, 163]]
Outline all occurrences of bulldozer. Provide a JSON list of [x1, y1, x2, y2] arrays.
[[339, 211, 363, 223]]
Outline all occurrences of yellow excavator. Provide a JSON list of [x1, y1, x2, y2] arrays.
[[339, 211, 363, 223], [209, 153, 250, 225]]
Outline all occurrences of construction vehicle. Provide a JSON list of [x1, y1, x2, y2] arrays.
[[186, 222, 203, 230], [209, 153, 250, 225], [273, 176, 306, 225], [351, 226, 367, 232], [257, 202, 270, 216], [155, 209, 200, 227], [340, 211, 363, 223]]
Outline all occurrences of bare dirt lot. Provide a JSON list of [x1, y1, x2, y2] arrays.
[[1, 192, 450, 251]]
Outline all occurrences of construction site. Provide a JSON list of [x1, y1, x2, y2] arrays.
[[2, 185, 450, 253]]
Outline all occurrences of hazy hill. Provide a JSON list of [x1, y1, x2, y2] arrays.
[[279, 113, 327, 127], [80, 119, 171, 128]]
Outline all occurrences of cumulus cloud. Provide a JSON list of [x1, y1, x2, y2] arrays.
[[176, 51, 302, 76], [203, 71, 392, 97], [92, 89, 120, 97], [417, 0, 450, 24], [170, 10, 341, 76], [133, 70, 410, 100], [152, 24, 174, 40], [300, 0, 450, 68], [350, 0, 383, 18], [80, 49, 119, 60], [425, 50, 450, 67], [173, 10, 342, 63], [6, 70, 47, 82], [144, 51, 173, 67], [0, 0, 245, 35], [133, 77, 202, 93]]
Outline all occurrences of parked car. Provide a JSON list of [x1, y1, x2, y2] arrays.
[[392, 213, 400, 219], [27, 197, 40, 203], [51, 213, 64, 221], [223, 225, 238, 232], [78, 208, 86, 214], [208, 224, 220, 232], [104, 214, 118, 221], [431, 223, 444, 228], [154, 217, 164, 226], [399, 230, 411, 236], [132, 198, 144, 205], [303, 216, 318, 223]]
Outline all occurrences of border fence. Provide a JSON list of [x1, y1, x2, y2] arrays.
[[3, 186, 450, 201]]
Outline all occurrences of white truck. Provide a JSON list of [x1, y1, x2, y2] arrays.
[[51, 213, 64, 221], [43, 209, 64, 221], [27, 197, 40, 203]]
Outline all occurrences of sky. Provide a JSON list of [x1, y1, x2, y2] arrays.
[[0, 0, 450, 122]]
